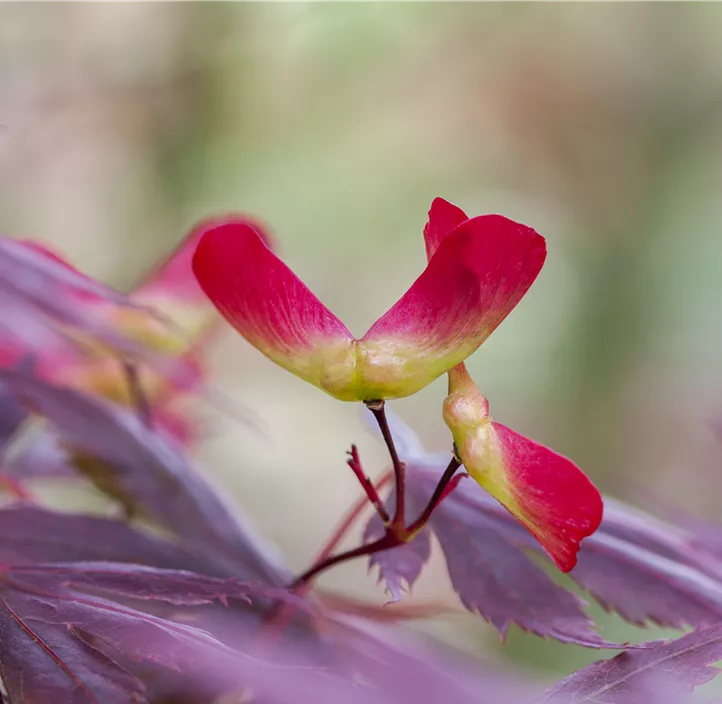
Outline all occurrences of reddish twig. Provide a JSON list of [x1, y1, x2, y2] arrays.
[[289, 458, 464, 591], [259, 471, 393, 647], [346, 445, 390, 524], [366, 401, 405, 528], [302, 470, 393, 595], [261, 403, 465, 648], [406, 456, 462, 535], [291, 531, 400, 590]]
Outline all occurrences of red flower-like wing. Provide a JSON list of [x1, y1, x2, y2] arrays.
[[358, 215, 546, 398], [489, 422, 603, 572], [423, 197, 468, 261], [192, 220, 355, 395]]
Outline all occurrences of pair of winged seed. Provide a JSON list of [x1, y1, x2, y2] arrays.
[[192, 197, 603, 572]]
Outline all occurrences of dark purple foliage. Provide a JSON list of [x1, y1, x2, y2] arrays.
[[0, 505, 221, 569], [364, 489, 432, 602], [437, 475, 722, 630], [0, 383, 27, 449], [0, 369, 289, 586], [5, 562, 301, 610], [366, 408, 722, 642], [0, 561, 285, 704], [0, 237, 145, 359], [428, 493, 619, 647], [0, 239, 720, 703], [364, 480, 619, 647], [0, 356, 36, 449], [208, 614, 538, 704], [570, 512, 722, 628], [541, 623, 722, 703], [0, 236, 200, 392]]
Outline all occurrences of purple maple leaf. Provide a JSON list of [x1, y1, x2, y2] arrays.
[[0, 560, 296, 704], [541, 623, 722, 703], [0, 370, 289, 586], [0, 505, 220, 570], [0, 238, 152, 361], [364, 487, 432, 602]]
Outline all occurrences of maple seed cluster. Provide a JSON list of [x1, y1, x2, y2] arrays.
[[2, 196, 718, 704], [192, 198, 604, 576]]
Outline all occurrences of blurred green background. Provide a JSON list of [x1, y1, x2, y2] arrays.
[[2, 0, 722, 684]]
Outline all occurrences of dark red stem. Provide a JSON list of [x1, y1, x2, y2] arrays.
[[406, 456, 461, 534], [366, 401, 405, 527], [303, 470, 392, 590], [288, 457, 462, 591], [347, 445, 390, 524], [260, 472, 392, 637], [290, 531, 401, 590], [264, 401, 463, 642]]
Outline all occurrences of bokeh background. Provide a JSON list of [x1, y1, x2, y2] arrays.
[[2, 0, 722, 684]]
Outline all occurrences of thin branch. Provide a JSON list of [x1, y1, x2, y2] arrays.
[[290, 531, 401, 591], [289, 457, 462, 591], [366, 401, 405, 527], [406, 456, 462, 535], [346, 445, 390, 524], [260, 471, 393, 639], [303, 470, 393, 594]]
